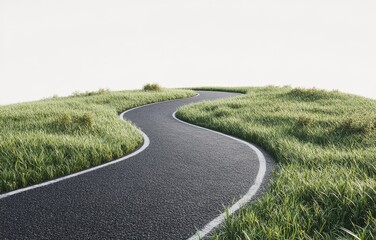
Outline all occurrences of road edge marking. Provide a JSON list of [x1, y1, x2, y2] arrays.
[[172, 111, 267, 240], [0, 93, 199, 200]]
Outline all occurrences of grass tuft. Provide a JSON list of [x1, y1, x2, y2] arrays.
[[143, 83, 162, 91], [296, 116, 315, 127], [71, 88, 110, 97], [78, 113, 95, 129], [336, 117, 375, 135]]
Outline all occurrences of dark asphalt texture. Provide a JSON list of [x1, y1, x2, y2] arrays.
[[0, 91, 274, 240]]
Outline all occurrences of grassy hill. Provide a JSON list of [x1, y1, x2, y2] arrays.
[[0, 88, 195, 193], [177, 86, 376, 239]]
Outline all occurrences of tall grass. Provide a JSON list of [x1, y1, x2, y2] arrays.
[[0, 89, 195, 193], [177, 86, 376, 239]]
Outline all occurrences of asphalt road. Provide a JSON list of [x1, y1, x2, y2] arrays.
[[0, 91, 274, 239]]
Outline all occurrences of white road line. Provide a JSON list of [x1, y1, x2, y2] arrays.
[[172, 112, 267, 240], [0, 93, 199, 200]]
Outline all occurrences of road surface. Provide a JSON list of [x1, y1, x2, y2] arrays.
[[0, 91, 273, 239]]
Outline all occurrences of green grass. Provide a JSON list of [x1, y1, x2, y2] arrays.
[[0, 88, 195, 193], [177, 86, 376, 239]]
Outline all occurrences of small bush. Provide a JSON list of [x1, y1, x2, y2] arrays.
[[56, 113, 95, 130], [78, 113, 95, 129], [71, 88, 110, 97], [97, 88, 110, 95], [297, 116, 315, 127], [143, 83, 162, 91], [337, 117, 374, 135], [61, 113, 72, 128]]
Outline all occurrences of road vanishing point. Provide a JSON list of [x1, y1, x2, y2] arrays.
[[0, 91, 274, 239]]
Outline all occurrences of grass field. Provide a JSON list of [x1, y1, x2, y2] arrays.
[[0, 88, 195, 193], [176, 86, 376, 239]]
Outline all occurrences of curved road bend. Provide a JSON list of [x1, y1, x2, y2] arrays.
[[0, 91, 274, 239]]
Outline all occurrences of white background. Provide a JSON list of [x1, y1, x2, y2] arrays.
[[1, 0, 375, 105]]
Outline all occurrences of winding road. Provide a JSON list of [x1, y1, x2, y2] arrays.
[[0, 91, 274, 239]]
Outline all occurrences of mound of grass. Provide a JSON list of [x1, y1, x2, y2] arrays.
[[0, 88, 195, 193], [143, 83, 162, 91], [177, 86, 376, 239]]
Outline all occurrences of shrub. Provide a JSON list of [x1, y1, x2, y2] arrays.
[[56, 113, 95, 130], [297, 116, 315, 127], [71, 88, 110, 97], [78, 113, 95, 129], [337, 117, 374, 135], [61, 113, 72, 128], [143, 83, 162, 91], [97, 88, 110, 95]]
